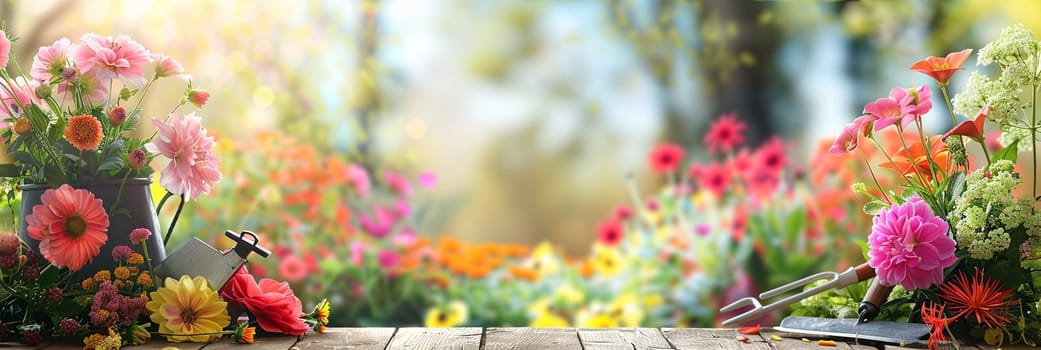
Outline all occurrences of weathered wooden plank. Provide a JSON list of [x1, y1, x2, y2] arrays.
[[123, 339, 212, 349], [483, 328, 581, 350], [386, 327, 482, 350], [200, 334, 298, 349], [294, 328, 397, 350], [884, 343, 981, 349], [661, 328, 769, 350], [578, 328, 673, 350]]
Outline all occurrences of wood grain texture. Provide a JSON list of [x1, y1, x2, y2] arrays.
[[578, 328, 673, 350], [483, 328, 581, 350], [386, 327, 482, 350], [294, 328, 397, 350], [200, 334, 298, 349], [661, 328, 770, 350]]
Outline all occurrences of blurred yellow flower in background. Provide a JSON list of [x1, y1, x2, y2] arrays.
[[424, 301, 468, 327], [592, 244, 622, 277]]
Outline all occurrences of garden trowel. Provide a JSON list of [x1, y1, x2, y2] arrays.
[[774, 316, 930, 345]]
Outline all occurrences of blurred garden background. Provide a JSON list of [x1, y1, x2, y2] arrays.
[[2, 0, 1040, 327]]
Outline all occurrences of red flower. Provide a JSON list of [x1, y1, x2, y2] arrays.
[[755, 138, 787, 173], [942, 105, 988, 142], [613, 205, 632, 221], [596, 219, 624, 246], [221, 267, 310, 336], [937, 268, 1014, 328], [696, 163, 732, 197], [704, 113, 745, 153], [648, 143, 685, 173], [920, 302, 953, 350], [910, 49, 973, 85]]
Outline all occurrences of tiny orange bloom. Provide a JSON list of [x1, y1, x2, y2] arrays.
[[909, 49, 972, 85], [507, 265, 540, 282], [64, 115, 104, 151]]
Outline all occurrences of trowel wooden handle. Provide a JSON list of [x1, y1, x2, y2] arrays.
[[858, 278, 894, 323], [853, 263, 876, 281]]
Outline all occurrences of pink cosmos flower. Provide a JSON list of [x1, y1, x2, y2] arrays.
[[146, 113, 222, 200], [25, 184, 110, 271], [277, 254, 307, 282], [350, 241, 366, 266], [345, 164, 371, 198], [384, 171, 413, 197], [31, 38, 74, 82], [150, 53, 184, 79], [73, 34, 151, 86], [704, 112, 746, 153], [0, 30, 9, 69], [393, 227, 417, 247], [865, 86, 931, 132], [377, 249, 400, 270], [868, 197, 956, 291], [0, 77, 40, 123], [696, 162, 732, 197], [359, 205, 396, 238], [393, 198, 412, 219], [418, 172, 438, 188], [905, 85, 932, 117]]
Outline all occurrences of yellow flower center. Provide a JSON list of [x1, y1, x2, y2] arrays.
[[65, 215, 87, 238]]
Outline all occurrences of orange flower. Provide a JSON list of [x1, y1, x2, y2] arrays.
[[508, 265, 540, 282], [578, 258, 595, 278], [877, 135, 948, 184], [943, 105, 988, 142], [64, 115, 104, 151], [910, 49, 972, 85]]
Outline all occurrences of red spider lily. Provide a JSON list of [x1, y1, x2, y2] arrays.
[[937, 268, 1014, 328], [910, 49, 973, 85], [920, 302, 954, 350], [942, 105, 989, 142]]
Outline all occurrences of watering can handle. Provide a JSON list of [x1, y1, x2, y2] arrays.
[[226, 230, 271, 259]]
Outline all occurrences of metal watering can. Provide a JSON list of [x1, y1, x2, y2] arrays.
[[154, 230, 271, 290]]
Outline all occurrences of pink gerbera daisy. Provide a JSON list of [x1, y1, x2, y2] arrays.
[[73, 33, 151, 86], [25, 184, 110, 271], [704, 113, 746, 153], [696, 162, 732, 197], [146, 112, 222, 200], [0, 30, 10, 70], [648, 143, 685, 174], [31, 38, 74, 82], [0, 77, 40, 122]]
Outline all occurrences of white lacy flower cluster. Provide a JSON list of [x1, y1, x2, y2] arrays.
[[953, 24, 1041, 151], [949, 160, 1040, 260]]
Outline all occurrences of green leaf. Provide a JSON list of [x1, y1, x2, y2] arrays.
[[993, 141, 1019, 163], [119, 87, 140, 101], [45, 164, 65, 187], [96, 156, 124, 173], [0, 164, 20, 177], [863, 199, 889, 216], [10, 150, 40, 168], [38, 265, 60, 286]]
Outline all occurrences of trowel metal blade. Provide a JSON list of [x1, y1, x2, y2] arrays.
[[774, 316, 930, 345]]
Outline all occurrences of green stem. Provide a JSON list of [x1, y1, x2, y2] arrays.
[[868, 134, 915, 187], [857, 146, 891, 204], [940, 85, 967, 170], [1032, 80, 1037, 212], [108, 171, 133, 212], [914, 118, 945, 185], [895, 124, 930, 187]]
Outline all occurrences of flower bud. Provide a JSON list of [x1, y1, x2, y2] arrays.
[[127, 149, 147, 170], [188, 89, 210, 108], [13, 118, 31, 135], [945, 136, 968, 169], [34, 84, 52, 99], [108, 106, 128, 126]]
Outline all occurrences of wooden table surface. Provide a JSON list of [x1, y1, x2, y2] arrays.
[[25, 328, 1032, 350]]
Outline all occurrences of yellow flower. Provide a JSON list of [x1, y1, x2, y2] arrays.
[[577, 311, 619, 328], [610, 294, 644, 327], [592, 244, 622, 277], [136, 272, 153, 287], [314, 298, 331, 325], [530, 312, 570, 327], [552, 284, 584, 305], [81, 278, 96, 291], [984, 328, 1004, 346], [127, 253, 145, 265], [529, 241, 559, 275], [114, 266, 131, 280], [147, 276, 230, 343], [424, 301, 468, 327], [94, 270, 111, 282]]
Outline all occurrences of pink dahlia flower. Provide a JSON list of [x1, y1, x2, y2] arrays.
[[868, 197, 956, 290], [0, 30, 10, 70], [73, 34, 151, 86], [31, 38, 74, 82], [25, 184, 110, 271], [146, 113, 222, 200]]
